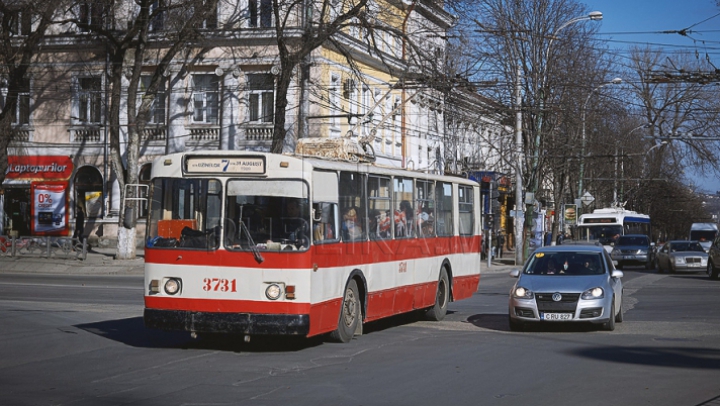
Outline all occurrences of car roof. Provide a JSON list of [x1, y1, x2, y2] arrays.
[[533, 244, 606, 253]]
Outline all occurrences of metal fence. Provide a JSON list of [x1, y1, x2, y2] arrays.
[[0, 236, 87, 260]]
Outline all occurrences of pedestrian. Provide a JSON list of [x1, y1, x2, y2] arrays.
[[73, 203, 86, 243], [497, 233, 505, 258]]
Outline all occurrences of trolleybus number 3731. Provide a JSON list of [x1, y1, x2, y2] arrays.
[[202, 278, 238, 292]]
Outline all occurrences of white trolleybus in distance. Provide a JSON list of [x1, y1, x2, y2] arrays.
[[575, 207, 651, 253], [143, 146, 482, 343]]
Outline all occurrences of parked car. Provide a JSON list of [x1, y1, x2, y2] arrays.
[[706, 235, 720, 280], [610, 234, 655, 270], [508, 245, 624, 331], [655, 240, 708, 273]]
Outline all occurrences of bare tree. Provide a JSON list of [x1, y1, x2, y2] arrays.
[[0, 1, 58, 184], [61, 0, 219, 259]]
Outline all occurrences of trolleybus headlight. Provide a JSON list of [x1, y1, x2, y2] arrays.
[[265, 283, 282, 300], [164, 278, 182, 295]]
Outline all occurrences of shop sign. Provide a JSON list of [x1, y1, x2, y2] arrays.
[[6, 156, 74, 181]]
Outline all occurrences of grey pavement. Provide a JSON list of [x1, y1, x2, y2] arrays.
[[0, 246, 518, 276]]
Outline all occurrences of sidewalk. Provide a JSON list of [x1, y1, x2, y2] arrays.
[[0, 246, 520, 276], [481, 248, 521, 274], [0, 246, 145, 276]]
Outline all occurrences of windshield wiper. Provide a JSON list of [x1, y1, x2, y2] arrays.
[[239, 220, 264, 264]]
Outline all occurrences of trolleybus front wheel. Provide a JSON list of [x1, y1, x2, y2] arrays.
[[329, 279, 361, 343]]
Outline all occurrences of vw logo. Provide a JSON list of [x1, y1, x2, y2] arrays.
[[552, 293, 562, 302]]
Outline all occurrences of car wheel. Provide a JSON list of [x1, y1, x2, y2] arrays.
[[508, 316, 524, 332], [614, 297, 624, 323], [710, 261, 720, 280], [329, 279, 361, 343], [602, 301, 616, 331], [425, 267, 449, 321]]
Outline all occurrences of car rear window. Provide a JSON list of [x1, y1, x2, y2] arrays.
[[617, 236, 648, 246]]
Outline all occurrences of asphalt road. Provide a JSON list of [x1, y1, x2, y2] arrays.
[[0, 269, 719, 406]]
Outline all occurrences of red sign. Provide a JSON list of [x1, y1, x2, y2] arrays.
[[6, 156, 74, 181]]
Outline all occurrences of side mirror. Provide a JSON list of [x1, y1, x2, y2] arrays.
[[510, 269, 520, 278], [611, 270, 624, 279]]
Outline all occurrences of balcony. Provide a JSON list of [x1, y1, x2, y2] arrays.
[[141, 126, 166, 142], [70, 127, 103, 143], [189, 126, 219, 141], [10, 127, 32, 142], [244, 124, 273, 141]]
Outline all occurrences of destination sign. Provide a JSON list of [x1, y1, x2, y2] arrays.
[[185, 156, 265, 174], [583, 217, 617, 224]]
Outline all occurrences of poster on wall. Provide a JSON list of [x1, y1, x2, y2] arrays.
[[31, 183, 68, 236], [85, 191, 103, 218]]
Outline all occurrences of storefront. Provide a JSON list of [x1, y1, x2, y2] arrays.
[[1, 156, 74, 237]]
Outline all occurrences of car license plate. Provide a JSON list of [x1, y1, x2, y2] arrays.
[[541, 313, 572, 321], [623, 255, 633, 260], [688, 263, 702, 267]]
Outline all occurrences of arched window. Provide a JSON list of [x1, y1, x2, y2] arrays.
[[74, 166, 103, 218]]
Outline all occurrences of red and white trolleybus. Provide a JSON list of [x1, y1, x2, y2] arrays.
[[143, 145, 482, 342]]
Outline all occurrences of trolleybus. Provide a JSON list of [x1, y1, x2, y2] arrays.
[[576, 207, 651, 252], [143, 146, 482, 343]]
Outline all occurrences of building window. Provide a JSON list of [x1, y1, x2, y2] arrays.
[[329, 74, 340, 131], [78, 1, 105, 32], [12, 79, 30, 125], [249, 0, 273, 28], [149, 0, 166, 32], [247, 74, 274, 123], [196, 0, 217, 29], [74, 77, 102, 124], [139, 76, 166, 124], [191, 74, 219, 124], [9, 9, 32, 36]]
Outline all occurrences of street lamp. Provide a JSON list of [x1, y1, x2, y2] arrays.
[[544, 11, 603, 80], [615, 123, 651, 203], [578, 77, 622, 201]]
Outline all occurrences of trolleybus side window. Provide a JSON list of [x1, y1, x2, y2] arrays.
[[368, 175, 391, 240], [416, 180, 435, 238], [339, 171, 367, 242], [223, 179, 310, 251], [393, 177, 414, 238], [146, 178, 221, 249], [458, 185, 474, 236], [312, 170, 340, 244], [436, 181, 453, 236]]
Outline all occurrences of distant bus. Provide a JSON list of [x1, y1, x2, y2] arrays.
[[576, 207, 651, 252], [689, 223, 718, 252], [142, 148, 482, 343]]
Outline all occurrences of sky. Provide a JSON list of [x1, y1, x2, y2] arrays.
[[583, 0, 720, 193]]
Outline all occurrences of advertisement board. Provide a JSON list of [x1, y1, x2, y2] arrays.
[[564, 204, 577, 226], [31, 182, 68, 235]]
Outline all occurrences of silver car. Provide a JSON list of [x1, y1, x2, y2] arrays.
[[655, 240, 708, 273], [508, 245, 624, 331]]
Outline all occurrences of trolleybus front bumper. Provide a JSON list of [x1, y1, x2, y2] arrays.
[[144, 308, 310, 336]]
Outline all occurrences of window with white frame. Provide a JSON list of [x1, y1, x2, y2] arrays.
[[14, 78, 30, 125], [329, 73, 341, 131], [74, 76, 102, 124], [191, 74, 219, 124], [247, 73, 274, 123], [9, 9, 32, 36], [249, 0, 273, 27], [77, 1, 105, 32], [139, 76, 166, 124], [149, 0, 166, 32]]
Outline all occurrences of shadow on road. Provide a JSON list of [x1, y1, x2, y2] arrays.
[[75, 316, 324, 352], [569, 345, 720, 370]]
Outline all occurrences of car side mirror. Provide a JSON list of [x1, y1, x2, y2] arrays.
[[611, 270, 624, 279], [509, 269, 520, 278]]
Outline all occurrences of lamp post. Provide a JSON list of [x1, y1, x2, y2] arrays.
[[523, 11, 603, 260], [615, 123, 651, 204], [578, 77, 622, 201]]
